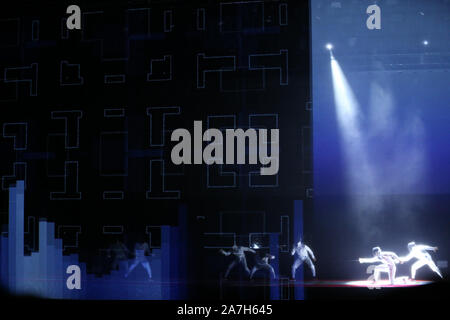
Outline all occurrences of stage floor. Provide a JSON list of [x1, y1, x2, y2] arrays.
[[221, 278, 432, 288]]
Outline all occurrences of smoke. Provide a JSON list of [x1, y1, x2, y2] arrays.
[[367, 80, 426, 191], [330, 58, 427, 237]]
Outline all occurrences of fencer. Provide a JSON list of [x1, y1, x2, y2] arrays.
[[291, 240, 316, 279], [220, 245, 256, 279], [359, 246, 401, 285], [107, 239, 130, 271], [125, 241, 153, 281], [250, 253, 276, 279], [400, 242, 442, 279]]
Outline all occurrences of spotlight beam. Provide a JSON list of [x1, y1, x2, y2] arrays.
[[329, 56, 376, 194]]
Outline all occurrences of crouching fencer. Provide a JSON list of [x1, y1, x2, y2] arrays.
[[291, 240, 316, 279], [250, 253, 276, 279], [359, 247, 401, 285], [400, 242, 442, 279], [125, 241, 153, 281], [220, 245, 256, 279]]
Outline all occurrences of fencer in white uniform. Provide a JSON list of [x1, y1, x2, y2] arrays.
[[400, 242, 442, 279], [291, 240, 316, 279], [359, 246, 401, 285]]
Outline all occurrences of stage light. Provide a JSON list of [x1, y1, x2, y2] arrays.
[[423, 40, 429, 46], [326, 43, 333, 50]]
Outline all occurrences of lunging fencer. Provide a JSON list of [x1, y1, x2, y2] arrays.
[[359, 246, 401, 285], [220, 245, 256, 279], [400, 242, 442, 279], [291, 240, 316, 279], [250, 253, 276, 279], [125, 241, 153, 281]]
